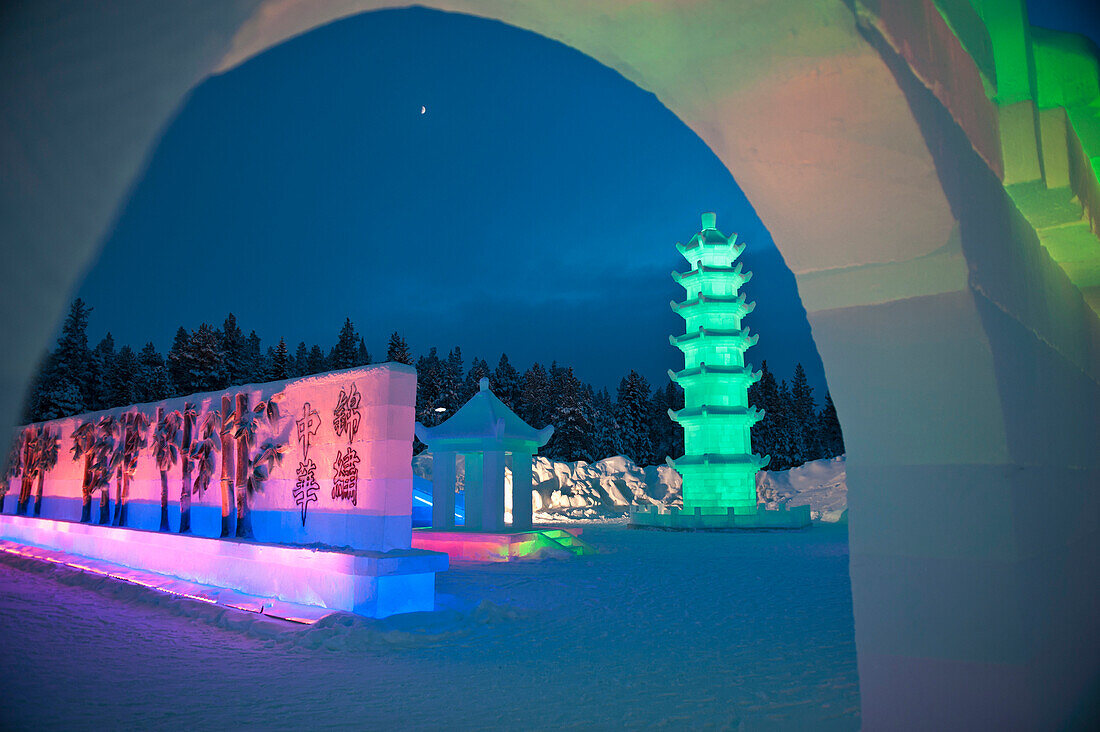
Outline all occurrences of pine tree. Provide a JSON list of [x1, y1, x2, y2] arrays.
[[331, 318, 359, 371], [519, 362, 551, 428], [294, 341, 309, 377], [270, 337, 291, 380], [789, 362, 818, 464], [166, 327, 191, 396], [440, 347, 464, 412], [306, 345, 326, 375], [774, 378, 795, 470], [137, 343, 171, 403], [188, 323, 224, 393], [55, 299, 92, 411], [750, 360, 782, 468], [415, 347, 444, 427], [89, 333, 117, 410], [355, 337, 371, 367], [463, 357, 490, 403], [219, 313, 247, 386], [385, 332, 413, 365], [591, 387, 619, 460], [245, 331, 263, 382], [545, 365, 594, 462], [817, 391, 845, 458], [491, 353, 520, 410], [649, 382, 683, 462], [106, 345, 139, 408], [615, 370, 653, 466]]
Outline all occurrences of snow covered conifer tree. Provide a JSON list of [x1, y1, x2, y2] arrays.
[[520, 362, 552, 429], [415, 348, 444, 427], [306, 345, 326, 375], [591, 387, 620, 460], [491, 353, 520, 410], [245, 331, 263, 382], [219, 313, 247, 385], [137, 342, 171, 402], [90, 333, 117, 410], [188, 323, 224, 393], [166, 327, 191, 396], [546, 366, 594, 463], [386, 332, 413, 365], [817, 392, 845, 458], [615, 370, 653, 466], [270, 337, 291, 380], [106, 345, 139, 408], [440, 347, 464, 412], [293, 342, 309, 377], [331, 318, 359, 370], [355, 337, 371, 367], [790, 363, 818, 463], [463, 357, 490, 403]]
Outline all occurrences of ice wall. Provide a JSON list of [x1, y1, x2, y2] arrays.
[[4, 364, 417, 552]]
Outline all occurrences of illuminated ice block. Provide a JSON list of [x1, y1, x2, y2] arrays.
[[666, 213, 769, 513]]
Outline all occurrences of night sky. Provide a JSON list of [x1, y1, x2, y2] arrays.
[[74, 4, 1099, 398]]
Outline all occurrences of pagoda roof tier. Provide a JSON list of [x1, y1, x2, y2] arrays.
[[669, 292, 756, 317], [415, 377, 553, 453], [669, 326, 758, 350], [666, 453, 771, 471], [671, 262, 752, 286], [668, 364, 762, 385], [669, 404, 765, 425], [675, 235, 745, 261]]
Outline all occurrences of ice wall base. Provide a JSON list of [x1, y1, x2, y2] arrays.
[[0, 514, 447, 618], [628, 504, 811, 530]]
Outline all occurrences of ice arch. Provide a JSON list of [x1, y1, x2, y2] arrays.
[[2, 1, 1098, 727]]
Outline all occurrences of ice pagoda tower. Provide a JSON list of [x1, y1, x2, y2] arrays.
[[633, 213, 809, 529], [665, 212, 768, 514]]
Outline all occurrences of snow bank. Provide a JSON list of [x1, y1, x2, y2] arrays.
[[414, 452, 847, 522], [756, 456, 847, 522]]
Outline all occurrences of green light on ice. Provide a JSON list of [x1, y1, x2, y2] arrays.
[[666, 213, 769, 514]]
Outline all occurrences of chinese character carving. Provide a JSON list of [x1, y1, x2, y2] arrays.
[[296, 402, 321, 460], [293, 459, 319, 526], [332, 448, 360, 506], [333, 383, 362, 445]]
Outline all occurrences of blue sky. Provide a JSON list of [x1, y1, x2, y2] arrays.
[[76, 4, 1098, 397]]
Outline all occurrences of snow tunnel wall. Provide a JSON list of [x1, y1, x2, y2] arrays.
[[1, 1, 1098, 728], [3, 364, 417, 552]]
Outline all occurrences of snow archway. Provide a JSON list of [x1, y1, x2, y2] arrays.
[[2, 2, 1098, 727]]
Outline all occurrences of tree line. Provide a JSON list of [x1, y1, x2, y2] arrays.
[[23, 299, 843, 470]]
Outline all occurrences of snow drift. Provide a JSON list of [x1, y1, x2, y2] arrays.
[[413, 452, 846, 522]]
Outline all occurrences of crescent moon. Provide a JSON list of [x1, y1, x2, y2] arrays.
[[420, 106, 426, 114]]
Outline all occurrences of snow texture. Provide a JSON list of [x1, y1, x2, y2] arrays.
[[414, 452, 847, 523], [0, 522, 859, 730]]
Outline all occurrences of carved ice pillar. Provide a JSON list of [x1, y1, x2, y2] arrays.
[[463, 453, 484, 530], [431, 451, 457, 529], [510, 451, 534, 531], [480, 450, 507, 533]]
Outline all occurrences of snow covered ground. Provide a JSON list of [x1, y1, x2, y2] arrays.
[[414, 453, 848, 523], [0, 523, 859, 730]]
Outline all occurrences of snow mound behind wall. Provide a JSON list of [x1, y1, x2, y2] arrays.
[[413, 452, 847, 522]]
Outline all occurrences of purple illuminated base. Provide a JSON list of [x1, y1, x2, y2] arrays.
[[0, 514, 447, 618], [629, 504, 811, 530]]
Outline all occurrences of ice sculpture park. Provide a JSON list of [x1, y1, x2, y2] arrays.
[[2, 1, 1099, 729]]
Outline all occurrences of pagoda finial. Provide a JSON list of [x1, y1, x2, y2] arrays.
[[701, 212, 717, 230]]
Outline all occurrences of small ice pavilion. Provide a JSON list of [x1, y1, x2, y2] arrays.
[[415, 378, 553, 532]]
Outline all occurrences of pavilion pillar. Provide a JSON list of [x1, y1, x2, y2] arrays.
[[510, 451, 534, 531], [463, 453, 484, 530], [481, 450, 506, 533], [431, 450, 457, 529]]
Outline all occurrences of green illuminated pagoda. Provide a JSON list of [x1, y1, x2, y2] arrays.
[[665, 212, 769, 514]]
